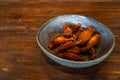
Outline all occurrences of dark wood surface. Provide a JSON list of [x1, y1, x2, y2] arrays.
[[0, 0, 120, 80]]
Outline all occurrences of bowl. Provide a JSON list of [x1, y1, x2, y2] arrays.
[[36, 14, 115, 68]]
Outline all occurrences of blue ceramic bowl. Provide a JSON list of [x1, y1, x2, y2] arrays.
[[36, 14, 115, 68]]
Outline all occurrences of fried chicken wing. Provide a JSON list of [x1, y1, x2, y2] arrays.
[[55, 41, 75, 52], [75, 26, 94, 46], [66, 46, 81, 54], [57, 53, 67, 59], [72, 26, 85, 41], [48, 39, 59, 50], [54, 35, 74, 43], [48, 35, 74, 49], [64, 52, 82, 61], [72, 33, 101, 54], [87, 33, 101, 48], [62, 23, 72, 37]]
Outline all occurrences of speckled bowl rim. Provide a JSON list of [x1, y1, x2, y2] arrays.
[[36, 14, 115, 64]]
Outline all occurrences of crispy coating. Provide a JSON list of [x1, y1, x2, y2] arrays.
[[87, 33, 101, 48], [48, 39, 59, 50], [62, 23, 72, 37], [64, 52, 82, 61], [55, 41, 75, 52], [57, 53, 67, 59], [48, 35, 74, 49], [53, 35, 73, 44], [66, 46, 81, 54], [75, 33, 101, 54], [75, 26, 94, 46], [48, 23, 101, 61]]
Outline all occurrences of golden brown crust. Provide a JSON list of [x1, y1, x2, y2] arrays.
[[48, 23, 101, 61]]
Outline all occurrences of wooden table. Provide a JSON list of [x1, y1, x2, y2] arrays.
[[0, 0, 120, 80]]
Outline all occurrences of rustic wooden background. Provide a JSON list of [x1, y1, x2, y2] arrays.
[[0, 0, 120, 80]]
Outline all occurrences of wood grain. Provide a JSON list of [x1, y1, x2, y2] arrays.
[[0, 0, 120, 80]]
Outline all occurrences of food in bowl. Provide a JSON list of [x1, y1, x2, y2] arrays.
[[48, 23, 101, 61], [37, 14, 115, 68]]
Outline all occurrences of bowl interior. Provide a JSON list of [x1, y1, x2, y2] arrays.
[[37, 15, 115, 61]]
